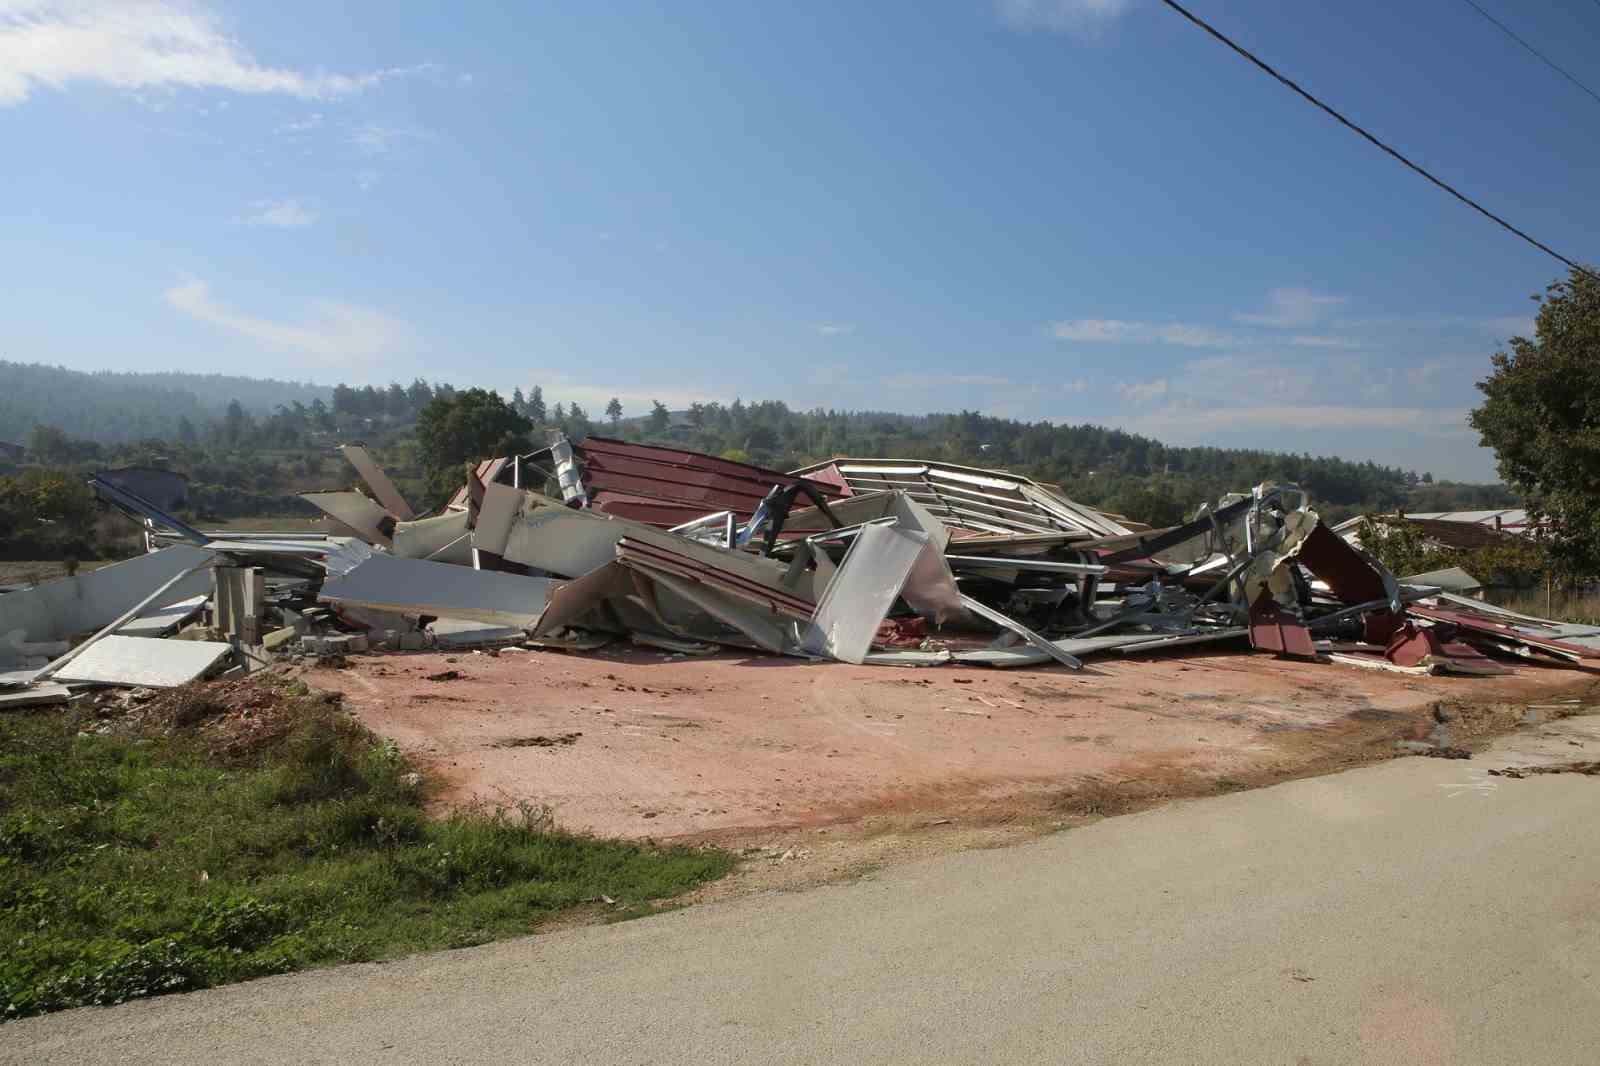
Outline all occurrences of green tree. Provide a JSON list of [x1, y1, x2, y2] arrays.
[[385, 383, 410, 417], [27, 424, 71, 463], [1470, 267, 1600, 578], [0, 468, 97, 554], [566, 403, 590, 436], [223, 400, 248, 446], [605, 397, 623, 429], [405, 378, 434, 412], [647, 400, 670, 435], [415, 389, 533, 504], [528, 386, 546, 425]]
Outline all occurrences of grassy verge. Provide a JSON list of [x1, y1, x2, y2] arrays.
[[1489, 589, 1600, 626], [0, 677, 732, 1021]]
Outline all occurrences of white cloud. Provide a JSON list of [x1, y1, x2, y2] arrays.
[[995, 0, 1133, 32], [881, 373, 1017, 389], [1288, 334, 1361, 349], [1232, 287, 1347, 328], [163, 276, 407, 359], [1060, 379, 1090, 393], [0, 1, 425, 106], [350, 121, 432, 156], [814, 323, 854, 336], [245, 197, 316, 228], [1051, 318, 1236, 348], [1114, 378, 1168, 405]]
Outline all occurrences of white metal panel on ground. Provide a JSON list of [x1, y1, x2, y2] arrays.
[[953, 596, 1083, 670], [319, 552, 558, 629], [429, 618, 528, 646], [0, 546, 215, 643], [55, 635, 232, 688], [0, 682, 71, 708], [117, 595, 206, 637], [801, 524, 929, 664]]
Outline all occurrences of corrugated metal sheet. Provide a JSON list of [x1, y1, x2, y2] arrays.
[[789, 458, 1131, 540], [448, 438, 842, 527], [577, 437, 843, 524]]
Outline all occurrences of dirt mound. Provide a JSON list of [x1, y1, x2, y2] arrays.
[[127, 675, 345, 761]]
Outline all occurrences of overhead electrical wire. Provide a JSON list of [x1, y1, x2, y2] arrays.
[[1456, 0, 1600, 108], [1156, 0, 1599, 284]]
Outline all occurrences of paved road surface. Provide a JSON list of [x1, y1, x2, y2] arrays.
[[7, 716, 1600, 1065]]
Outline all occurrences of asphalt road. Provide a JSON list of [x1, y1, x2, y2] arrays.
[[7, 715, 1600, 1065]]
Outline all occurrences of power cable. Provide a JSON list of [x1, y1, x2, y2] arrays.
[[1457, 0, 1600, 108], [1156, 0, 1598, 284]]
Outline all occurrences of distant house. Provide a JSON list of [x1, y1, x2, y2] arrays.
[[97, 467, 190, 512]]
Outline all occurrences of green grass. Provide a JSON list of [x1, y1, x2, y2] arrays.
[[0, 679, 732, 1021]]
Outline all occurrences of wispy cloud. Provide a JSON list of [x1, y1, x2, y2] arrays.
[[0, 1, 426, 106], [814, 322, 854, 337], [1232, 286, 1347, 328], [1051, 319, 1237, 348], [1287, 333, 1361, 349], [163, 276, 407, 359], [275, 112, 324, 135], [244, 197, 316, 228], [1125, 403, 1473, 436], [995, 0, 1134, 32], [881, 373, 1016, 388], [350, 122, 432, 156], [1114, 378, 1168, 405], [1482, 314, 1535, 339]]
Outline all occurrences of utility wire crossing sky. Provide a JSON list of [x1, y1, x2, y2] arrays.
[[1, 0, 1596, 481]]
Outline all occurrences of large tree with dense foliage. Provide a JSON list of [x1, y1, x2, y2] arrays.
[[415, 389, 532, 505], [1470, 268, 1600, 578]]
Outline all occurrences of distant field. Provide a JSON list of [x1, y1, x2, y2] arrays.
[[0, 560, 115, 585], [0, 518, 340, 586], [202, 516, 341, 534]]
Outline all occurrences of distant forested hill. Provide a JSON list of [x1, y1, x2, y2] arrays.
[[0, 362, 331, 444], [0, 365, 1513, 526]]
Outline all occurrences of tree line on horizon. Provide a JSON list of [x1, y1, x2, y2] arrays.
[[3, 359, 1515, 535]]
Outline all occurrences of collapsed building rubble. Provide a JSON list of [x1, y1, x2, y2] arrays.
[[0, 435, 1593, 705]]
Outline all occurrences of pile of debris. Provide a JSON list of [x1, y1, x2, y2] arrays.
[[2, 436, 1595, 708]]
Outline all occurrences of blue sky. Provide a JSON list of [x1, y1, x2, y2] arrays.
[[2, 0, 1596, 480]]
